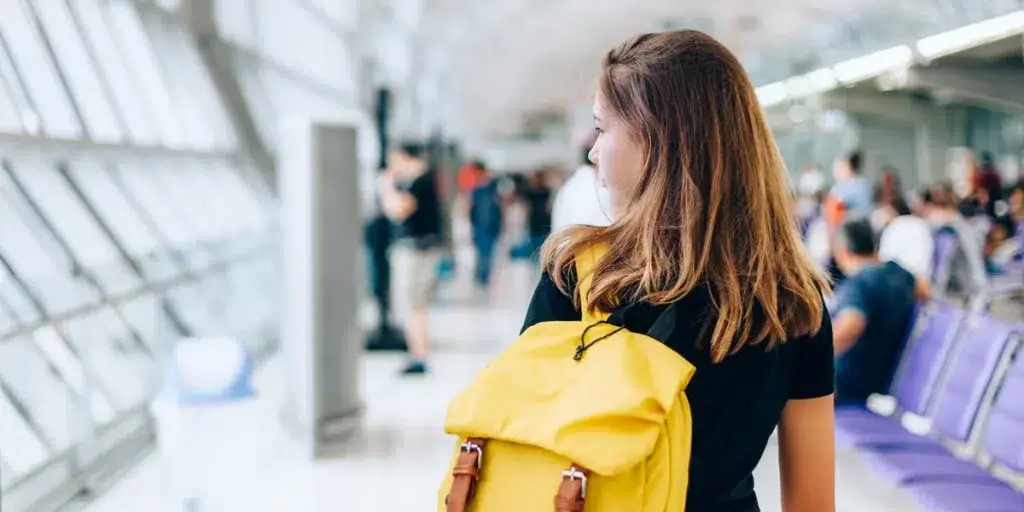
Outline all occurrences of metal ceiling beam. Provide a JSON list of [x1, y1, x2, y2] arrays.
[[903, 65, 1024, 113], [749, 0, 1018, 84]]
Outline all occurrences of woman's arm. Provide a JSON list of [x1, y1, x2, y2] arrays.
[[781, 309, 836, 511], [778, 396, 836, 512]]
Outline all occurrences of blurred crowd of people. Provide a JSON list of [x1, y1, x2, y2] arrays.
[[457, 144, 617, 273], [375, 139, 1023, 388], [800, 150, 1023, 294], [455, 160, 563, 286], [372, 141, 614, 376], [797, 149, 1023, 405]]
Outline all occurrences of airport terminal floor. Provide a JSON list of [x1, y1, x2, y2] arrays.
[[80, 243, 921, 512]]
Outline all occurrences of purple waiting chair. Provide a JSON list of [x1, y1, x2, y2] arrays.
[[904, 480, 1024, 511], [899, 327, 1024, 511], [981, 343, 1024, 472], [835, 301, 922, 424], [835, 303, 965, 448], [857, 315, 1020, 484]]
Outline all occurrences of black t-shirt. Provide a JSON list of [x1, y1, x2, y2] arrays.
[[521, 273, 835, 512], [399, 171, 442, 247], [830, 261, 916, 405]]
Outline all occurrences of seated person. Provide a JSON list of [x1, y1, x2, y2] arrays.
[[830, 219, 925, 406], [1008, 183, 1024, 261], [985, 215, 1020, 273], [877, 197, 934, 289], [922, 184, 988, 298]]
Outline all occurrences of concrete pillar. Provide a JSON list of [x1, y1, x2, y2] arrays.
[[278, 118, 363, 458]]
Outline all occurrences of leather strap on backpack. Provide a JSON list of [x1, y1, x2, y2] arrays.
[[445, 438, 487, 512], [555, 464, 590, 511], [447, 446, 592, 511]]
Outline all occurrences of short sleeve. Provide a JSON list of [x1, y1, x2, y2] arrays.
[[520, 272, 580, 333], [409, 173, 433, 202], [788, 309, 836, 400], [831, 279, 869, 320]]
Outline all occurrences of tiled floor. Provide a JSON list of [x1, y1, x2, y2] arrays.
[[82, 242, 920, 512]]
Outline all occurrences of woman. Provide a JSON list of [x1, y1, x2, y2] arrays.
[[522, 31, 836, 511]]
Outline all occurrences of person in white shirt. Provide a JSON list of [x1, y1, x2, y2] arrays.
[[876, 198, 934, 282], [551, 146, 613, 232]]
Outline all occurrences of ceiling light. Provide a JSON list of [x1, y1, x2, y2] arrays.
[[786, 68, 838, 97], [916, 10, 1024, 59], [833, 46, 914, 84], [756, 82, 788, 107]]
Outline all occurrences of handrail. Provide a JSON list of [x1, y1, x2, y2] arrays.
[[0, 132, 241, 162]]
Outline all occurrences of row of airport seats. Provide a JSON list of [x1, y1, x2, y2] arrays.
[[836, 301, 1024, 511]]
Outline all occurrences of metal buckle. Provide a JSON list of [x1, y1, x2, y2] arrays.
[[460, 441, 484, 469], [561, 466, 588, 499]]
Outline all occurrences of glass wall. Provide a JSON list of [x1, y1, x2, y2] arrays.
[[214, 0, 380, 184], [0, 0, 278, 506], [772, 109, 857, 184], [963, 106, 1024, 183]]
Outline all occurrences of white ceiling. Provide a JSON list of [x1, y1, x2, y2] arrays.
[[401, 0, 1019, 138]]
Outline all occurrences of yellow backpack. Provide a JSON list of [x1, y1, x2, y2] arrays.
[[439, 245, 696, 511]]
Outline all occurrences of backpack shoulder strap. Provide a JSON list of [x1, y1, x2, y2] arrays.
[[574, 244, 608, 324], [645, 301, 681, 343]]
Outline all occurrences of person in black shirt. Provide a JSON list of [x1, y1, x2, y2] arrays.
[[522, 170, 554, 260], [525, 31, 836, 511], [830, 219, 922, 405], [379, 142, 442, 375]]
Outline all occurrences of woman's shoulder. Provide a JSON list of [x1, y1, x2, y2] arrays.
[[521, 271, 581, 332], [689, 305, 835, 402], [539, 265, 580, 295], [706, 298, 833, 361]]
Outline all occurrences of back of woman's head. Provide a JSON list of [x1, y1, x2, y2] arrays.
[[543, 30, 828, 363]]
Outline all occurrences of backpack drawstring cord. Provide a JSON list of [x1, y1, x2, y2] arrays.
[[574, 321, 625, 361]]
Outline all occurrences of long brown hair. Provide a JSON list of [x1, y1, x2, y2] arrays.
[[543, 30, 828, 363]]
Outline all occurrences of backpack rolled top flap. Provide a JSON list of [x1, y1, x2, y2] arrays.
[[439, 244, 697, 512]]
